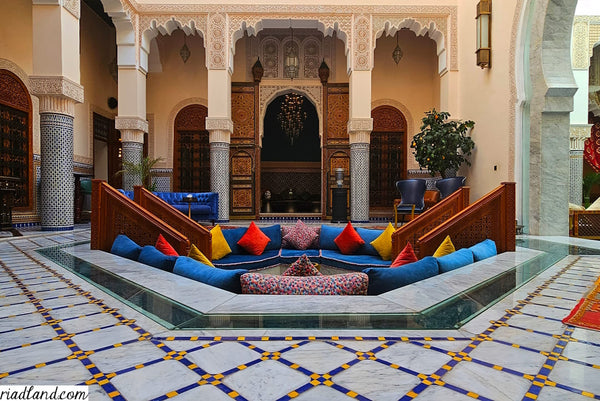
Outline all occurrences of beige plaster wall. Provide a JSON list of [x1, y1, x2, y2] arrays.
[[232, 35, 250, 82], [0, 0, 33, 75], [372, 29, 440, 171], [455, 0, 517, 201], [146, 30, 208, 168], [74, 3, 118, 165]]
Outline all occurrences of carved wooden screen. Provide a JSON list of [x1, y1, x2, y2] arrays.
[[230, 149, 255, 216], [322, 84, 349, 218], [370, 105, 407, 210], [0, 69, 32, 210], [174, 105, 210, 192], [231, 84, 257, 217]]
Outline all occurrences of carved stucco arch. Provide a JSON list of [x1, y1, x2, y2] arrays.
[[258, 85, 323, 148], [166, 97, 209, 168], [373, 17, 448, 74]]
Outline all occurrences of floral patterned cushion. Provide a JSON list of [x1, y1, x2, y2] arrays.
[[240, 272, 368, 295], [281, 222, 320, 249], [282, 254, 322, 276]]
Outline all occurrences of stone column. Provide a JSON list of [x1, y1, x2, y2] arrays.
[[348, 121, 372, 222], [30, 79, 84, 231], [116, 118, 148, 190], [206, 118, 233, 222], [570, 124, 591, 205]]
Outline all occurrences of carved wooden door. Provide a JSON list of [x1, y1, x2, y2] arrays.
[[370, 105, 407, 210], [230, 149, 255, 216], [174, 105, 210, 192]]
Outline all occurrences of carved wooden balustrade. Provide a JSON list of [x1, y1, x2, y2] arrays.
[[133, 186, 212, 259], [91, 180, 190, 255], [571, 210, 600, 239], [413, 182, 516, 258], [391, 186, 470, 259]]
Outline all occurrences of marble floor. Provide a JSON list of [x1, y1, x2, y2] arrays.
[[0, 228, 599, 401]]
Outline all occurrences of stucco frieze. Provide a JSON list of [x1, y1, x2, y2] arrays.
[[570, 124, 592, 151], [30, 76, 84, 105], [207, 13, 229, 70], [37, 96, 76, 116], [120, 128, 145, 143], [347, 117, 373, 134], [572, 20, 590, 70], [352, 15, 372, 71], [139, 14, 207, 38], [115, 116, 149, 133]]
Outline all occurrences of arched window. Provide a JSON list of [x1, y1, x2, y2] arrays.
[[0, 69, 33, 210], [173, 104, 210, 192], [370, 105, 407, 210]]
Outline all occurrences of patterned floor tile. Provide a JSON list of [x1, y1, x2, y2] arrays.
[[467, 341, 546, 375], [222, 359, 309, 401], [375, 341, 454, 375], [87, 340, 167, 374], [548, 360, 600, 395], [185, 341, 262, 374], [0, 358, 92, 384], [281, 341, 357, 373], [71, 325, 141, 351]]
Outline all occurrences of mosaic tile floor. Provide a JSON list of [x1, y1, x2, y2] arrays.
[[1, 230, 599, 400]]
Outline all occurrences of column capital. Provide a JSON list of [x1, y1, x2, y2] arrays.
[[30, 76, 84, 116], [347, 118, 373, 144], [206, 117, 233, 143], [120, 129, 145, 144], [570, 124, 592, 151], [115, 116, 148, 134]]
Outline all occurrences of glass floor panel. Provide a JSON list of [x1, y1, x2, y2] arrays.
[[36, 238, 599, 330]]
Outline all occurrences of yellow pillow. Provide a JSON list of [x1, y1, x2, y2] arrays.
[[210, 225, 231, 260], [433, 235, 455, 257], [370, 222, 395, 261], [188, 244, 214, 267]]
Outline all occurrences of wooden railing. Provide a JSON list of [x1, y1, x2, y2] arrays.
[[133, 186, 212, 259], [91, 180, 190, 255], [571, 210, 600, 239], [415, 182, 516, 257], [391, 186, 470, 259]]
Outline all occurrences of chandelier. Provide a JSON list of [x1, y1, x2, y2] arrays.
[[278, 93, 307, 146]]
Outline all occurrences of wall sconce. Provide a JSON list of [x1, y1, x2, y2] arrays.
[[476, 0, 491, 68]]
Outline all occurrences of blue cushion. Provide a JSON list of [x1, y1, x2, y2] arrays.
[[355, 228, 384, 257], [469, 239, 497, 262], [261, 224, 282, 251], [321, 249, 391, 271], [280, 249, 320, 263], [363, 256, 439, 295], [173, 256, 247, 293], [110, 234, 142, 260], [137, 246, 178, 272], [436, 248, 474, 273], [222, 227, 248, 254], [212, 250, 281, 271], [319, 225, 343, 251]]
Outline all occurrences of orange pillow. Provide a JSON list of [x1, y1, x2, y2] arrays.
[[237, 221, 271, 255], [155, 234, 179, 256], [334, 222, 365, 255], [391, 242, 418, 268]]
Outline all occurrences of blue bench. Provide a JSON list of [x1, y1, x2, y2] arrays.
[[119, 190, 218, 223]]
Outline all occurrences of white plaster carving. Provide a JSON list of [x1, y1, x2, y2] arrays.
[[207, 13, 229, 70], [205, 117, 234, 133], [63, 0, 80, 19], [37, 96, 76, 116], [572, 19, 590, 70], [258, 82, 323, 146], [120, 129, 145, 143], [352, 15, 372, 71], [0, 58, 31, 92], [30, 76, 84, 104], [115, 116, 149, 133], [570, 124, 592, 151], [347, 117, 373, 133]]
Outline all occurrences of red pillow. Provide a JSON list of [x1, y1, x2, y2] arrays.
[[237, 221, 271, 255], [334, 222, 365, 255], [155, 234, 179, 256], [391, 242, 418, 268]]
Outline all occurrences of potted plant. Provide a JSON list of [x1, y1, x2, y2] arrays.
[[117, 156, 163, 191], [410, 109, 475, 178]]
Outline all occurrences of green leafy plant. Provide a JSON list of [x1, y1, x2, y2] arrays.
[[117, 156, 163, 191], [582, 172, 600, 207], [410, 109, 475, 178]]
